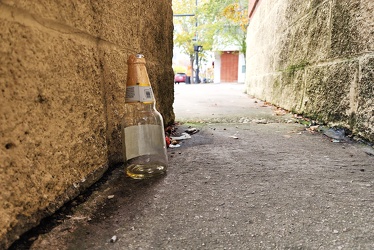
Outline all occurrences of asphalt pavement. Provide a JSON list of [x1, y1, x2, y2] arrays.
[[10, 83, 374, 250]]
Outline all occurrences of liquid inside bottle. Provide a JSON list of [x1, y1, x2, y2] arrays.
[[126, 156, 167, 179]]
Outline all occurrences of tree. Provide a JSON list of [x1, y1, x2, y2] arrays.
[[173, 12, 196, 81], [173, 0, 248, 80], [222, 2, 248, 55], [200, 0, 248, 55]]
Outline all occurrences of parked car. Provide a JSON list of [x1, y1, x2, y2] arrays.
[[174, 73, 187, 84]]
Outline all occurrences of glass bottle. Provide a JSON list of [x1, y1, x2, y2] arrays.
[[122, 54, 168, 179]]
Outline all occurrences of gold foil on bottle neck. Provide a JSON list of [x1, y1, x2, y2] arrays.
[[127, 54, 150, 87]]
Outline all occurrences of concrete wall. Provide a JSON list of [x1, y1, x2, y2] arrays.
[[238, 53, 246, 83], [214, 52, 222, 83], [246, 0, 374, 141], [0, 0, 174, 248]]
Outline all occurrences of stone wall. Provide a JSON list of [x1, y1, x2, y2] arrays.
[[246, 0, 373, 141], [0, 0, 174, 248]]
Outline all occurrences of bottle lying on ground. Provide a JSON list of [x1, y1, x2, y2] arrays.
[[121, 54, 168, 179]]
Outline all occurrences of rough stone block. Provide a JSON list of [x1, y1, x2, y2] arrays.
[[0, 21, 108, 248], [356, 56, 374, 141], [99, 48, 128, 164], [92, 1, 140, 49], [278, 1, 331, 70], [331, 0, 374, 58], [1, 1, 141, 50], [284, 0, 326, 26], [303, 61, 358, 123], [273, 71, 306, 112], [245, 76, 262, 98], [1, 0, 100, 37], [246, 74, 277, 102]]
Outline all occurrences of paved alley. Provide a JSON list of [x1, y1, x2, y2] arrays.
[[10, 83, 374, 250]]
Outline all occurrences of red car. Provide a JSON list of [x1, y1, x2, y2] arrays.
[[174, 73, 187, 84]]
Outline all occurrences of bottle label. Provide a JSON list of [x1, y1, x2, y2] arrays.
[[125, 85, 154, 103], [124, 124, 165, 160]]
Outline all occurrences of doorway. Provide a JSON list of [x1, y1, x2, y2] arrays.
[[220, 52, 239, 82]]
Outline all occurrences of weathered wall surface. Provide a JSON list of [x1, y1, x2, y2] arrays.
[[246, 0, 373, 141], [0, 0, 174, 248]]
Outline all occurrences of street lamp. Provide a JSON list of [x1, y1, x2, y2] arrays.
[[174, 0, 201, 83], [194, 45, 203, 83]]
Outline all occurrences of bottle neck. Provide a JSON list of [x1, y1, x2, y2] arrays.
[[125, 54, 156, 107]]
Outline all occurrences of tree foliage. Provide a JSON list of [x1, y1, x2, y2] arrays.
[[201, 0, 248, 55], [173, 0, 197, 58], [173, 0, 248, 57], [222, 2, 249, 32]]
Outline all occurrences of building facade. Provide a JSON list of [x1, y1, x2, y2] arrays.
[[213, 44, 246, 84]]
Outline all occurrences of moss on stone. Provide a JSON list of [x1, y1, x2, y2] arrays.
[[284, 61, 310, 77]]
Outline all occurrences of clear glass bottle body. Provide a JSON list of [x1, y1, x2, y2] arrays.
[[122, 103, 168, 179], [121, 54, 168, 179]]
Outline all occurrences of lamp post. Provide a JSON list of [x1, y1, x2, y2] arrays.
[[174, 0, 200, 83], [194, 45, 203, 83]]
